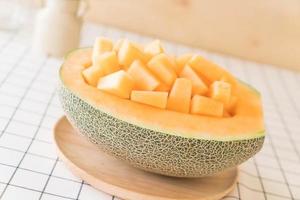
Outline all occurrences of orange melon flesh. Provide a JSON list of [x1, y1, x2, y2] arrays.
[[155, 82, 171, 92], [175, 53, 193, 74], [147, 54, 177, 86], [118, 40, 147, 69], [180, 64, 208, 95], [97, 70, 134, 99], [113, 39, 124, 52], [81, 67, 100, 86], [131, 90, 168, 109], [61, 49, 264, 139], [210, 81, 231, 104], [225, 96, 238, 114], [92, 37, 113, 63], [188, 55, 236, 86], [167, 55, 181, 76], [144, 40, 164, 58], [191, 95, 224, 117], [167, 78, 192, 113], [82, 52, 120, 86], [223, 110, 231, 118], [127, 60, 160, 91]]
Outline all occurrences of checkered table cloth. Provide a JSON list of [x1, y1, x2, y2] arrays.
[[0, 23, 299, 200]]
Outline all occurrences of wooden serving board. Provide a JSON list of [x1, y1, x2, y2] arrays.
[[53, 116, 238, 200]]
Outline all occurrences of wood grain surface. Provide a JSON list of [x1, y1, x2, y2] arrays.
[[85, 0, 300, 71]]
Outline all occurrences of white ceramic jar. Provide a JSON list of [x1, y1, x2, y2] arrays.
[[32, 0, 87, 57]]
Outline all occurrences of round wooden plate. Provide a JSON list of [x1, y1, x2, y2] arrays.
[[53, 116, 238, 200]]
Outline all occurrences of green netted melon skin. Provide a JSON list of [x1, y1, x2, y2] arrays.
[[58, 84, 264, 178]]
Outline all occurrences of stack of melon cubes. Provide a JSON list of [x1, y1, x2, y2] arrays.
[[82, 37, 237, 117]]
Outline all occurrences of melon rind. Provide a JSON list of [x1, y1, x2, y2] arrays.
[[58, 84, 264, 177]]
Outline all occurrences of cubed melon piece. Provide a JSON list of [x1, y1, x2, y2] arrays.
[[127, 60, 160, 91], [82, 66, 100, 86], [97, 70, 134, 99], [191, 95, 223, 117], [180, 64, 208, 95], [144, 40, 164, 58], [113, 39, 124, 52], [82, 52, 120, 86], [118, 40, 147, 69], [155, 82, 171, 92], [167, 78, 192, 113], [167, 55, 181, 75], [147, 54, 177, 86], [131, 90, 168, 109], [225, 96, 238, 114], [223, 110, 232, 118], [209, 81, 231, 104], [175, 53, 193, 74], [92, 37, 113, 63], [188, 55, 236, 85]]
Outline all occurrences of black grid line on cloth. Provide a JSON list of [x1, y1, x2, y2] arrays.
[[239, 169, 300, 188], [0, 161, 81, 184], [238, 182, 296, 199], [0, 180, 76, 200], [3, 131, 52, 144], [0, 145, 57, 161], [38, 158, 59, 200], [0, 103, 59, 120], [236, 183, 241, 200], [0, 115, 58, 129], [75, 181, 84, 200], [0, 91, 62, 107]]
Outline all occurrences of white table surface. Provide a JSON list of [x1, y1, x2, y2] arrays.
[[0, 23, 299, 200]]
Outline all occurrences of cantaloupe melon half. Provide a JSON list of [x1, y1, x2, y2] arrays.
[[59, 48, 265, 178]]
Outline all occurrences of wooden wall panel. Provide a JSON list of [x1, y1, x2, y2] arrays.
[[85, 0, 300, 70]]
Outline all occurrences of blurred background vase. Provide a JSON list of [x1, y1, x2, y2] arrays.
[[32, 0, 88, 57]]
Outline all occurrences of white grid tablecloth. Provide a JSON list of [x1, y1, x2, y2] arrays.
[[0, 23, 299, 200]]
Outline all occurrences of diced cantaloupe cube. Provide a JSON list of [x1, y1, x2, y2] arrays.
[[167, 55, 181, 75], [94, 51, 120, 75], [144, 40, 164, 58], [180, 64, 208, 95], [175, 53, 193, 74], [131, 90, 168, 109], [191, 95, 223, 117], [82, 52, 120, 86], [223, 110, 231, 118], [92, 37, 113, 63], [82, 66, 100, 86], [97, 70, 134, 99], [118, 40, 147, 69], [127, 60, 160, 91], [188, 55, 236, 85], [209, 81, 231, 104], [113, 39, 124, 52], [167, 78, 192, 113], [155, 82, 171, 92], [147, 54, 177, 86], [225, 96, 238, 114]]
